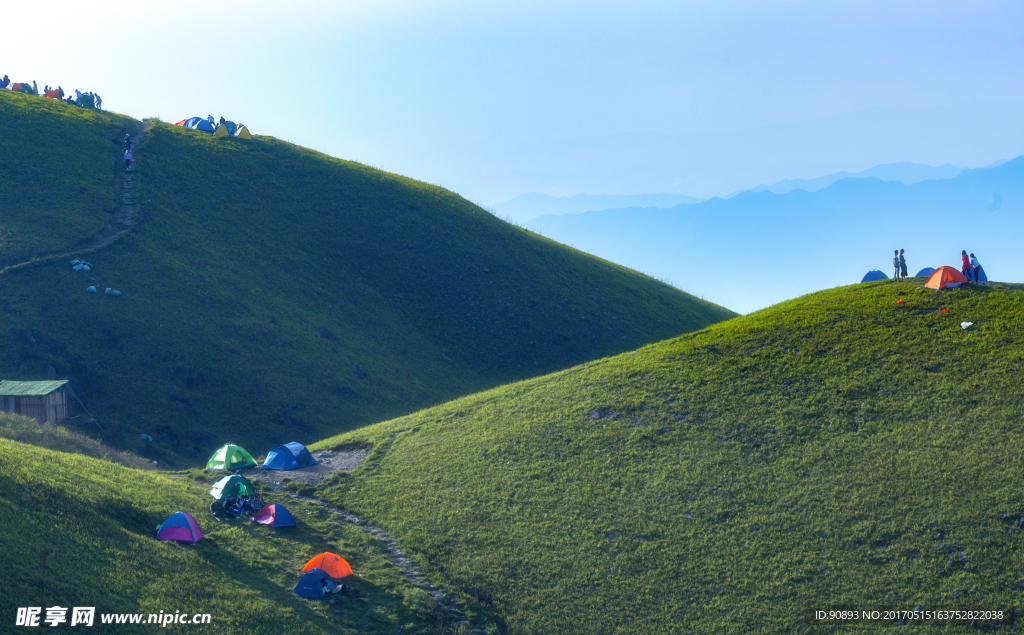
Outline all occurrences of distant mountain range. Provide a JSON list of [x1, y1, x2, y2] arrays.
[[491, 192, 700, 223], [736, 161, 965, 196], [526, 156, 1023, 313]]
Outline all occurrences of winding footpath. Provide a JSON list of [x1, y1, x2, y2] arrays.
[[0, 120, 150, 277]]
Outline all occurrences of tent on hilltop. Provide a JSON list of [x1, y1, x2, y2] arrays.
[[294, 568, 333, 599], [861, 270, 888, 283], [252, 503, 296, 528], [232, 126, 252, 139], [206, 444, 257, 470], [261, 442, 318, 471], [301, 553, 353, 580], [156, 511, 203, 544], [915, 267, 936, 278], [976, 266, 988, 282], [213, 124, 230, 137], [176, 117, 215, 132], [924, 266, 969, 290], [209, 474, 256, 500]]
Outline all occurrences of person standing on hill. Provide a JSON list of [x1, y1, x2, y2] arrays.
[[94, 94, 102, 110], [899, 249, 908, 279], [893, 250, 901, 281], [961, 250, 972, 281], [970, 253, 982, 282], [124, 134, 132, 150], [123, 148, 133, 171]]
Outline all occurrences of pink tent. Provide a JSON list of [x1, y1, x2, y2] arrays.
[[155, 511, 203, 543], [251, 503, 296, 528]]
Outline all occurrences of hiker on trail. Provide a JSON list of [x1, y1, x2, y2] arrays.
[[123, 148, 133, 171], [961, 250, 972, 282], [970, 253, 982, 282], [893, 250, 900, 281], [124, 134, 132, 150], [899, 249, 908, 279]]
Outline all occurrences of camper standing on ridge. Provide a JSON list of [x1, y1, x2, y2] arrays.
[[970, 253, 981, 283], [961, 250, 972, 282], [899, 249, 908, 279], [893, 250, 900, 281], [94, 94, 102, 110]]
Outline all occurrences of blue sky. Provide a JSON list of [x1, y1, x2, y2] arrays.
[[6, 0, 1023, 205]]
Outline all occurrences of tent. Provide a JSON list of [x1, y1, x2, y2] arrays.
[[232, 126, 252, 139], [301, 553, 353, 579], [861, 270, 888, 283], [924, 266, 969, 290], [156, 511, 203, 543], [177, 117, 215, 132], [206, 444, 257, 470], [252, 503, 297, 528], [915, 267, 935, 278], [261, 442, 318, 471], [294, 568, 333, 599], [213, 124, 230, 137], [209, 474, 256, 500], [975, 266, 988, 282]]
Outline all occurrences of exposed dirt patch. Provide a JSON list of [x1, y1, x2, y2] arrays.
[[246, 448, 369, 492]]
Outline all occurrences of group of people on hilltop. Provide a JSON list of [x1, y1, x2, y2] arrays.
[[2, 75, 101, 109], [891, 248, 985, 283], [961, 250, 983, 282]]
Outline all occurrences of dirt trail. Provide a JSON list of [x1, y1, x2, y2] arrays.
[[248, 449, 483, 632], [0, 120, 150, 277]]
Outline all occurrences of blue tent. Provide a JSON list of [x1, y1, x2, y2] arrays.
[[294, 568, 332, 599], [181, 116, 215, 132], [915, 267, 935, 278], [976, 266, 988, 282], [861, 270, 888, 283], [261, 442, 318, 470]]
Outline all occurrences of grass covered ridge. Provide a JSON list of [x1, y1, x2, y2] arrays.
[[0, 435, 490, 633], [313, 281, 1024, 633], [0, 98, 733, 463], [0, 90, 135, 266]]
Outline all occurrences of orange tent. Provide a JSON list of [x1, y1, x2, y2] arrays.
[[44, 90, 61, 99], [301, 552, 353, 579], [924, 266, 969, 290]]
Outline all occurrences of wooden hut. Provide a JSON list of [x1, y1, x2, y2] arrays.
[[0, 380, 70, 423]]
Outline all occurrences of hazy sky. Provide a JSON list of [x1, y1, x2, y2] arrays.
[[6, 0, 1023, 205]]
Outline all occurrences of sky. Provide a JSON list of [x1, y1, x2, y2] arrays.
[[5, 0, 1023, 207]]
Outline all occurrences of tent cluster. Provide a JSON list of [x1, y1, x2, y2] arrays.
[[205, 442, 318, 471], [861, 265, 989, 287], [3, 77, 101, 109], [175, 115, 251, 139]]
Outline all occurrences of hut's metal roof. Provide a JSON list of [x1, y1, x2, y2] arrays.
[[0, 380, 69, 396]]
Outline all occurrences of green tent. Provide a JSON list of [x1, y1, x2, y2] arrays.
[[209, 475, 256, 500], [206, 444, 257, 471]]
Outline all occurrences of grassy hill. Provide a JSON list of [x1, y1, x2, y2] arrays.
[[0, 90, 734, 463], [0, 416, 486, 634], [312, 280, 1024, 633]]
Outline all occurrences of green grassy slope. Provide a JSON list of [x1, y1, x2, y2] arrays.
[[0, 91, 135, 265], [314, 280, 1024, 633], [0, 92, 734, 462], [0, 422, 482, 634]]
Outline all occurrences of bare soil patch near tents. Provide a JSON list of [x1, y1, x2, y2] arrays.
[[246, 448, 369, 492]]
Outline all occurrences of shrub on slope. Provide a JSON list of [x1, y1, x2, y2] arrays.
[[0, 109, 733, 460], [0, 437, 486, 634], [315, 281, 1024, 633]]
